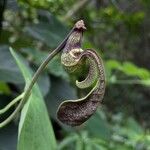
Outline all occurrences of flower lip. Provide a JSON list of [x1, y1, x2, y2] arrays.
[[74, 20, 87, 30]]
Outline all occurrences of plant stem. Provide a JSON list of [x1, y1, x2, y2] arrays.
[[0, 26, 75, 128], [0, 92, 24, 115]]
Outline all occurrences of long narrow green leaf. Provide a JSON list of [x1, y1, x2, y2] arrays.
[[10, 48, 57, 150]]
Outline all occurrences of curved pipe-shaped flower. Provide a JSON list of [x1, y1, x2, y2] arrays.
[[57, 20, 106, 126], [57, 48, 106, 126], [57, 20, 105, 126]]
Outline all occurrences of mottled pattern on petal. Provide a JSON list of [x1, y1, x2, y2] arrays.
[[57, 49, 106, 126]]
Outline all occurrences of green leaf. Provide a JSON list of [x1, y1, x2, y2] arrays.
[[10, 48, 56, 150], [122, 62, 150, 80], [0, 46, 24, 84], [106, 60, 121, 70], [124, 117, 144, 140], [92, 143, 107, 150], [106, 59, 150, 85], [75, 138, 83, 150]]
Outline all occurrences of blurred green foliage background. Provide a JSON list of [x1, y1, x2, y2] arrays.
[[0, 0, 150, 150]]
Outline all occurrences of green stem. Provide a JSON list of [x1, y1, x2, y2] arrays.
[[0, 92, 24, 115], [0, 26, 75, 128]]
